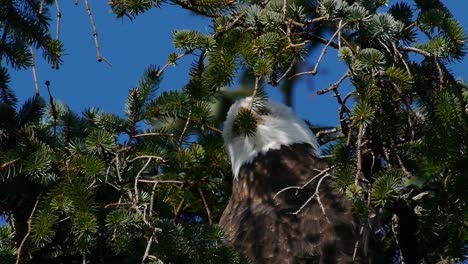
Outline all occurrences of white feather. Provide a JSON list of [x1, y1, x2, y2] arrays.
[[223, 97, 320, 179]]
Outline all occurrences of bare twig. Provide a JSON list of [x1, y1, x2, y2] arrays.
[[434, 57, 444, 90], [1, 158, 20, 169], [248, 76, 261, 110], [317, 71, 349, 95], [115, 153, 122, 182], [290, 173, 331, 220], [54, 0, 61, 40], [290, 22, 347, 79], [352, 224, 365, 261], [157, 50, 192, 77], [282, 0, 287, 19], [354, 126, 365, 186], [104, 202, 133, 208], [309, 35, 339, 49], [198, 188, 212, 224], [206, 124, 222, 134], [16, 194, 42, 264], [127, 155, 166, 163], [179, 109, 192, 145], [391, 42, 412, 78], [83, 0, 110, 66], [29, 45, 40, 95], [213, 11, 247, 39], [133, 132, 176, 138], [400, 46, 431, 57], [39, 0, 45, 14], [134, 158, 152, 203], [315, 127, 340, 139], [274, 166, 334, 199], [275, 60, 295, 84], [141, 236, 154, 264], [174, 198, 185, 223], [337, 20, 342, 48], [149, 182, 159, 217], [138, 179, 183, 184], [46, 80, 58, 135]]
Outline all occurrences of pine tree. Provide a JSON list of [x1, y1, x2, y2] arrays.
[[1, 0, 467, 263]]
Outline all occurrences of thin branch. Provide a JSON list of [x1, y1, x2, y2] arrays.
[[46, 80, 58, 135], [312, 174, 331, 222], [198, 188, 212, 224], [29, 45, 40, 95], [290, 173, 331, 221], [248, 76, 260, 110], [38, 0, 45, 14], [434, 57, 444, 90], [205, 124, 222, 134], [104, 202, 133, 208], [354, 126, 365, 186], [337, 20, 342, 48], [54, 0, 61, 40], [352, 223, 365, 261], [83, 0, 110, 65], [282, 0, 287, 19], [127, 155, 166, 163], [141, 236, 154, 264], [16, 194, 42, 264], [213, 11, 247, 39], [275, 60, 295, 84], [0, 158, 20, 169], [115, 153, 122, 182], [315, 127, 340, 139], [308, 35, 339, 49], [274, 166, 334, 199], [134, 158, 152, 203], [392, 42, 412, 79], [290, 23, 347, 79], [317, 71, 349, 95], [157, 50, 192, 77], [149, 182, 159, 217], [133, 132, 176, 138], [400, 46, 431, 57], [174, 198, 185, 223], [138, 179, 183, 184], [179, 108, 192, 145]]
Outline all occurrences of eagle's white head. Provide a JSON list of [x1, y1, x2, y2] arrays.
[[223, 97, 320, 179]]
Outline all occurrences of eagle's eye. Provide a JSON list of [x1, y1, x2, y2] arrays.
[[256, 107, 270, 116]]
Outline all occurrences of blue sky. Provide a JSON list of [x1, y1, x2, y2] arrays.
[[9, 1, 468, 127]]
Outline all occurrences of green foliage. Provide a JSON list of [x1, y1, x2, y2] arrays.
[[371, 170, 403, 208], [1, 0, 467, 262], [0, 226, 16, 264], [232, 108, 259, 137]]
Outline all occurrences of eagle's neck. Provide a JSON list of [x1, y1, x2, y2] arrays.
[[223, 99, 320, 180]]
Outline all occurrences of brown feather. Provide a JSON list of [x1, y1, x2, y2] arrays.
[[220, 143, 381, 264]]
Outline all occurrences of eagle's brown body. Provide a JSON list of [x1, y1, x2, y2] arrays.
[[220, 144, 376, 263]]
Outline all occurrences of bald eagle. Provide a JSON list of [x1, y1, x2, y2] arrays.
[[220, 97, 380, 264]]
